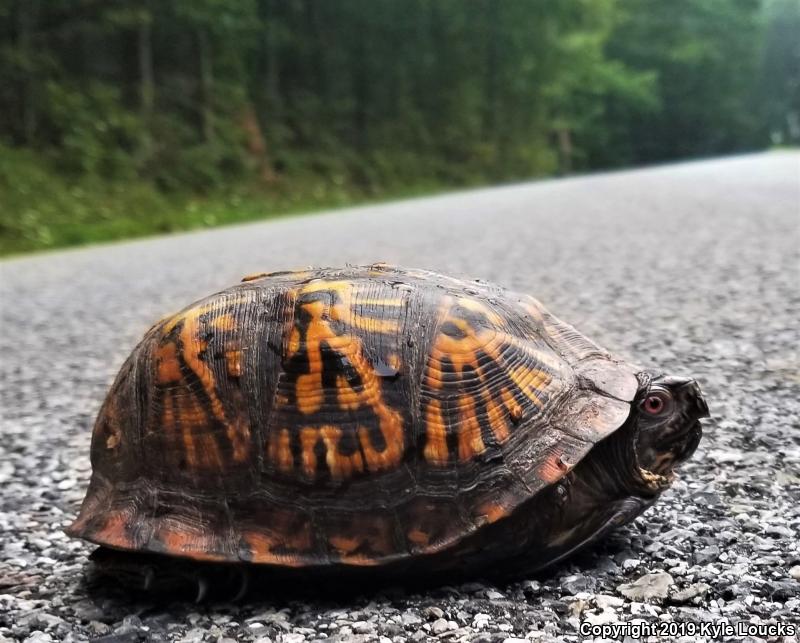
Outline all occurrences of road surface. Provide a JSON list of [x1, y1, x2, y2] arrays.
[[1, 152, 799, 641]]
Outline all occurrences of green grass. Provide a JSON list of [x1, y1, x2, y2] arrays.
[[0, 146, 452, 257]]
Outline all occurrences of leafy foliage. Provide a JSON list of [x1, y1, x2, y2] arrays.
[[0, 0, 791, 254]]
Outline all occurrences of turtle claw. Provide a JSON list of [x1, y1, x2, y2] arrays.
[[195, 576, 209, 603], [143, 567, 155, 591]]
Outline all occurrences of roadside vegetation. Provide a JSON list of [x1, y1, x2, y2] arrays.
[[1, 0, 798, 256]]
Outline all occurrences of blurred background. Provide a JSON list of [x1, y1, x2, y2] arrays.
[[0, 0, 797, 256]]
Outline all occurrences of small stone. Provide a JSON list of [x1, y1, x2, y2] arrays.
[[23, 633, 53, 643], [89, 634, 141, 643], [670, 583, 711, 604], [279, 635, 306, 643], [33, 614, 63, 630], [789, 565, 800, 581], [764, 524, 794, 538], [595, 558, 621, 574], [88, 621, 111, 636], [178, 628, 207, 643], [424, 606, 444, 620], [561, 574, 594, 595], [767, 580, 800, 601], [401, 612, 422, 627], [73, 600, 107, 623], [473, 613, 491, 628], [431, 618, 449, 634], [29, 538, 50, 550], [694, 546, 720, 565], [584, 610, 618, 626], [568, 599, 586, 617], [351, 621, 373, 634], [594, 594, 625, 609], [185, 613, 202, 626], [668, 561, 690, 576], [617, 572, 674, 602], [485, 589, 505, 600]]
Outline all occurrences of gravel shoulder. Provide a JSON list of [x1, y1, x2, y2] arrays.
[[1, 152, 799, 642]]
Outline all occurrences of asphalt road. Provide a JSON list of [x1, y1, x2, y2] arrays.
[[1, 152, 799, 642]]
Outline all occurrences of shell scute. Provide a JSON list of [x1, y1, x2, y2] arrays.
[[419, 293, 568, 468], [265, 278, 412, 483]]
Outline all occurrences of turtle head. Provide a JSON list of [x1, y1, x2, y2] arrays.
[[634, 375, 709, 477], [501, 374, 709, 576]]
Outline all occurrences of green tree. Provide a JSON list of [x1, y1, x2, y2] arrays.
[[758, 0, 800, 145], [603, 0, 764, 165], [0, 0, 782, 255]]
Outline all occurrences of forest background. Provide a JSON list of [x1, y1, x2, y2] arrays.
[[0, 0, 797, 255]]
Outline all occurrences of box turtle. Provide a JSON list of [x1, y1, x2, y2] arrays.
[[67, 264, 708, 588]]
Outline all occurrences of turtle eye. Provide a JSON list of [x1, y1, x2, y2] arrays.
[[640, 389, 673, 417]]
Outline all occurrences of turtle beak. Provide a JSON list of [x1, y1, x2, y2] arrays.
[[661, 376, 710, 420], [670, 378, 708, 465], [680, 379, 709, 420]]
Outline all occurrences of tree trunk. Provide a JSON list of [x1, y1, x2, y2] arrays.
[[482, 0, 499, 142], [137, 8, 155, 161], [251, 0, 282, 177], [256, 0, 280, 115], [557, 127, 573, 174], [18, 0, 39, 144], [197, 28, 214, 143], [351, 12, 369, 151], [304, 0, 327, 103], [240, 104, 276, 183]]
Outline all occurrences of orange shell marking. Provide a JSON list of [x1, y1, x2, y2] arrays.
[[421, 296, 556, 465], [151, 292, 254, 470], [267, 280, 407, 480]]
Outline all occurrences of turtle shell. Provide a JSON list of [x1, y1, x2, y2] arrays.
[[67, 264, 640, 569]]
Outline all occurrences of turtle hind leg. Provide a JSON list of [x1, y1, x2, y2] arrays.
[[85, 547, 251, 602]]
